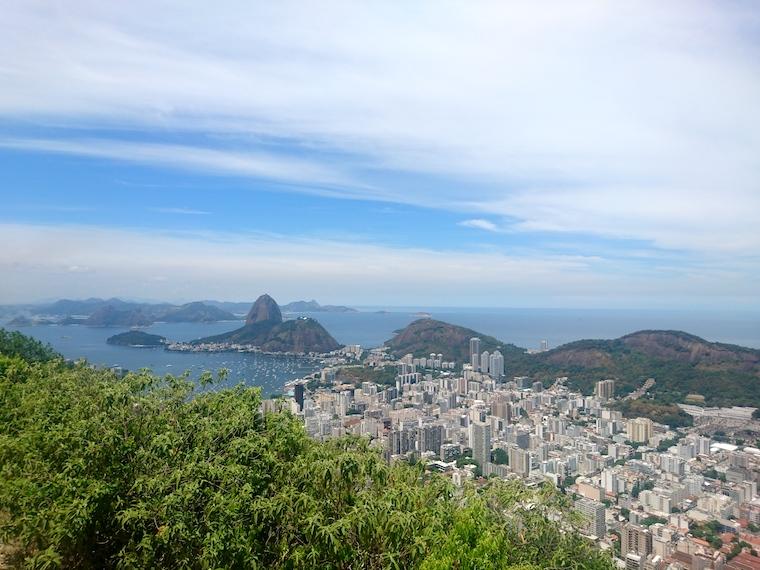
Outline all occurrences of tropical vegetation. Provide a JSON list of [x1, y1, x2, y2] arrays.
[[0, 329, 613, 568]]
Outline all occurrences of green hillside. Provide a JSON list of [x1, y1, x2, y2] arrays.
[[0, 331, 612, 569]]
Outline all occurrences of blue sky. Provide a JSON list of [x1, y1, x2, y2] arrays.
[[1, 1, 759, 308]]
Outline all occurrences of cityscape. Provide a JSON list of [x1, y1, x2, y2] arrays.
[[275, 338, 760, 570], [2, 1, 760, 568]]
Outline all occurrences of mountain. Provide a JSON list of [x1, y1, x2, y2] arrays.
[[385, 318, 523, 363], [529, 330, 760, 407], [85, 305, 154, 327], [194, 294, 341, 354], [106, 330, 167, 347], [159, 302, 236, 323], [281, 300, 357, 313], [386, 321, 760, 407], [200, 300, 253, 315], [245, 294, 282, 325]]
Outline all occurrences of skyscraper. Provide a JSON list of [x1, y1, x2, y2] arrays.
[[509, 447, 531, 478], [480, 350, 490, 374], [489, 350, 504, 379], [595, 379, 615, 401], [627, 418, 653, 443], [470, 337, 481, 370], [575, 498, 606, 539], [294, 382, 305, 411], [470, 420, 491, 469], [621, 523, 653, 559]]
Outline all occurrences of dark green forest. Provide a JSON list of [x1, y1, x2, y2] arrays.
[[0, 329, 613, 569]]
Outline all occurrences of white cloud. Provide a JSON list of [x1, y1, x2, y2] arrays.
[[0, 1, 759, 257], [0, 223, 756, 308], [458, 219, 501, 232]]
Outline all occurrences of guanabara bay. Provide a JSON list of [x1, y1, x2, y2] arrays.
[[2, 2, 760, 568]]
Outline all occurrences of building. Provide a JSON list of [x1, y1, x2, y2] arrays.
[[471, 420, 491, 469], [480, 350, 490, 375], [595, 379, 615, 401], [417, 424, 444, 456], [621, 523, 653, 560], [575, 498, 606, 539], [489, 350, 504, 379], [627, 418, 653, 443], [509, 447, 531, 478], [470, 337, 481, 370], [294, 382, 305, 411]]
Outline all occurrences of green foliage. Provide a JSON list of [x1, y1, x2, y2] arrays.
[[616, 400, 692, 428], [641, 516, 667, 527], [0, 328, 61, 363], [491, 448, 509, 465], [334, 365, 398, 387], [657, 436, 681, 452], [0, 339, 614, 569]]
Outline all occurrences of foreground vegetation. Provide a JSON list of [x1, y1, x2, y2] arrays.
[[0, 329, 613, 569]]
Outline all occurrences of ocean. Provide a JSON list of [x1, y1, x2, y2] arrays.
[[7, 307, 759, 395]]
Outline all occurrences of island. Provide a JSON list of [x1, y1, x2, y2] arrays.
[[106, 330, 167, 347]]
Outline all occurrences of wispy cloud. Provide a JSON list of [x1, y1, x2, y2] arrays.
[[0, 137, 359, 192], [458, 219, 501, 233], [0, 223, 756, 309], [0, 1, 759, 262]]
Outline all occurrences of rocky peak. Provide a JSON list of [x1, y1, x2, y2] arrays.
[[245, 294, 283, 325]]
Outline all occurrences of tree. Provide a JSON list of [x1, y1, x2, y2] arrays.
[[491, 448, 508, 465], [0, 332, 615, 569]]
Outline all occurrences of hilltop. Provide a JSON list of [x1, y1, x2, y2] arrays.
[[386, 321, 760, 407], [194, 294, 341, 354]]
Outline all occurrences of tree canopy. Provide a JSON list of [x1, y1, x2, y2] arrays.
[[0, 331, 613, 569]]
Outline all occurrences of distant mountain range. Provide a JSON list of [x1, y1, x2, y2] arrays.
[[192, 294, 342, 354], [386, 319, 760, 408], [2, 297, 356, 326], [280, 300, 357, 313]]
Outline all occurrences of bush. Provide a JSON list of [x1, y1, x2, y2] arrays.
[[0, 335, 614, 569]]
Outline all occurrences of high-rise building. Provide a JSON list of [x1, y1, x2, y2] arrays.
[[509, 447, 531, 478], [294, 382, 305, 411], [489, 350, 504, 379], [627, 418, 653, 443], [470, 420, 491, 469], [575, 498, 606, 539], [470, 337, 481, 370], [417, 424, 444, 456], [621, 524, 653, 560], [595, 379, 615, 401], [480, 350, 490, 374]]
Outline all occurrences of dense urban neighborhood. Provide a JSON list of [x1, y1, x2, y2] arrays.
[[278, 339, 760, 570]]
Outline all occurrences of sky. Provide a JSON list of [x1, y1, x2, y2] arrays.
[[1, 1, 759, 308]]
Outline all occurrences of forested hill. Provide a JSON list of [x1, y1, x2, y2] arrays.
[[386, 321, 760, 407], [385, 318, 525, 363], [0, 329, 613, 569]]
